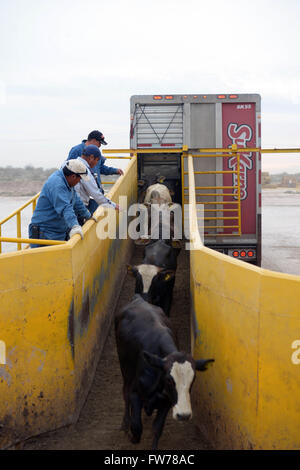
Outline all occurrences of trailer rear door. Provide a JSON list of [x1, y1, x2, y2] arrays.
[[132, 104, 184, 148]]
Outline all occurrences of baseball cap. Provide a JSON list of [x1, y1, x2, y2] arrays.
[[64, 159, 89, 181], [88, 130, 108, 145], [82, 144, 102, 159]]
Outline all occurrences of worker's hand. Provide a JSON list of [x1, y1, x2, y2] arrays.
[[115, 204, 120, 211], [69, 225, 84, 240], [117, 169, 124, 175]]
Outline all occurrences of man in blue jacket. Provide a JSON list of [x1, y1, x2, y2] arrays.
[[29, 159, 92, 248], [67, 130, 123, 189]]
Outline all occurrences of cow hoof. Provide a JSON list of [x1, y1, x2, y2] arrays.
[[130, 434, 141, 444], [144, 405, 154, 416]]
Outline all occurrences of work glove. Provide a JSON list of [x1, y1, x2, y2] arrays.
[[90, 215, 98, 222], [69, 225, 84, 240]]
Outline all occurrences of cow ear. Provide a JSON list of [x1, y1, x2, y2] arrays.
[[143, 351, 165, 370], [195, 359, 215, 371], [161, 270, 176, 282], [171, 240, 182, 251], [157, 175, 166, 183], [127, 264, 138, 276]]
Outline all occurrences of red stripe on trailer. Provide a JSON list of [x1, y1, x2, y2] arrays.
[[161, 143, 176, 147], [138, 144, 152, 147]]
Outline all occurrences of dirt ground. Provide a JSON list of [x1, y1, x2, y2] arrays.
[[23, 245, 212, 451]]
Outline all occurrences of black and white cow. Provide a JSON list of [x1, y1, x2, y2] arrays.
[[127, 263, 175, 316], [127, 239, 181, 316], [115, 294, 214, 450]]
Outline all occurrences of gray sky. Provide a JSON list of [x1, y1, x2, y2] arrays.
[[0, 0, 300, 173]]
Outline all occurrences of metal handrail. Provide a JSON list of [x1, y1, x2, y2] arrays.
[[0, 193, 41, 254], [103, 146, 300, 154], [0, 153, 134, 253], [0, 237, 66, 246], [0, 193, 40, 226], [182, 150, 242, 237]]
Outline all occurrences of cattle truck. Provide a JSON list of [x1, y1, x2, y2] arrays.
[[130, 94, 262, 265]]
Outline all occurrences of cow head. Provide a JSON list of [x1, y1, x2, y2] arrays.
[[143, 351, 214, 421], [127, 264, 175, 303]]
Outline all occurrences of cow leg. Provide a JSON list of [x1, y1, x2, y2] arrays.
[[151, 404, 171, 450], [162, 279, 175, 316], [162, 292, 173, 316], [129, 392, 143, 444], [121, 382, 130, 432]]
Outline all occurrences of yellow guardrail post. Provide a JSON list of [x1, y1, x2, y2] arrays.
[[236, 152, 242, 236], [16, 211, 21, 251], [181, 146, 188, 228], [231, 143, 242, 236]]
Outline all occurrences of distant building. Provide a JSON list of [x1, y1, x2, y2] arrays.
[[281, 174, 297, 187]]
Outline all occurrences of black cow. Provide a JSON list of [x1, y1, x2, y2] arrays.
[[143, 238, 181, 270], [127, 239, 181, 316], [115, 294, 214, 450]]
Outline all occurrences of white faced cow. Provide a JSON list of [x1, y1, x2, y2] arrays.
[[115, 294, 214, 450], [127, 239, 181, 316]]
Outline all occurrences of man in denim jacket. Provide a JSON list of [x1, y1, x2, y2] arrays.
[[67, 130, 123, 189], [29, 159, 91, 247]]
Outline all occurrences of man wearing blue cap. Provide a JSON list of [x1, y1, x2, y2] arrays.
[[75, 144, 120, 215], [67, 130, 123, 189]]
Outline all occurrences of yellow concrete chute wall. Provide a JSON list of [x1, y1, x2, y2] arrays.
[[71, 157, 137, 413], [0, 156, 137, 448], [188, 156, 300, 449]]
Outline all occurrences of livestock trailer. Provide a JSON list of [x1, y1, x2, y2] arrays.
[[130, 94, 261, 265]]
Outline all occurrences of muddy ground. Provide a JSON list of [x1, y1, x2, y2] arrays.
[[23, 245, 212, 451]]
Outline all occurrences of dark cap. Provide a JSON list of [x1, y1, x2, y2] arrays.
[[88, 130, 107, 145], [82, 144, 102, 159]]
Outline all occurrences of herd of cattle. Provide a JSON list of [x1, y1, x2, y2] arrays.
[[114, 178, 214, 450]]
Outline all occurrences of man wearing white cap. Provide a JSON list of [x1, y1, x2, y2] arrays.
[[29, 159, 92, 247]]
